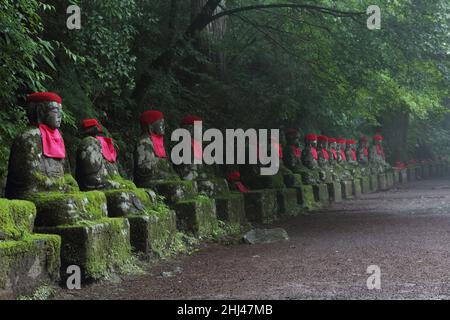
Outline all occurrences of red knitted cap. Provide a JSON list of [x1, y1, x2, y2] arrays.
[[317, 135, 328, 142], [181, 115, 202, 126], [82, 118, 102, 132], [140, 110, 164, 127], [27, 92, 62, 104], [305, 134, 317, 141]]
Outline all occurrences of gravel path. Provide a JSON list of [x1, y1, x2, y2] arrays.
[[54, 178, 450, 300]]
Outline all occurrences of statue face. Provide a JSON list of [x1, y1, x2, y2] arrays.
[[318, 140, 327, 149], [286, 133, 300, 145], [149, 119, 165, 136], [329, 142, 337, 149], [40, 101, 62, 129], [308, 140, 317, 148]]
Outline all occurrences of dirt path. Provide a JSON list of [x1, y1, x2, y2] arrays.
[[54, 178, 450, 300]]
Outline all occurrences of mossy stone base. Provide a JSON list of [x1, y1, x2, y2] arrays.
[[378, 174, 388, 191], [407, 167, 416, 182], [0, 234, 61, 299], [243, 190, 278, 224], [399, 169, 408, 184], [422, 165, 430, 179], [37, 218, 132, 281], [415, 166, 423, 180], [103, 189, 152, 217], [327, 182, 342, 202], [31, 191, 108, 227], [295, 185, 317, 210], [341, 181, 353, 199], [127, 210, 177, 258], [276, 188, 301, 218], [197, 178, 229, 197], [313, 184, 329, 205], [360, 176, 371, 194], [215, 193, 246, 225], [149, 181, 196, 205], [0, 199, 36, 241], [386, 172, 394, 188], [352, 179, 362, 198], [370, 175, 379, 192], [244, 172, 286, 189], [174, 197, 218, 236], [283, 173, 303, 188]]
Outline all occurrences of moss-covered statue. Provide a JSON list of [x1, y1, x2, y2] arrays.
[[357, 136, 370, 176], [283, 128, 303, 171], [174, 115, 228, 196], [75, 119, 121, 191], [370, 134, 390, 173], [5, 92, 77, 199], [336, 138, 353, 181], [5, 92, 134, 280], [300, 134, 322, 185], [345, 139, 362, 178], [317, 135, 334, 183], [134, 110, 179, 186]]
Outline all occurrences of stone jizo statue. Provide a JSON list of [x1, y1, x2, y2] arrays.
[[5, 92, 75, 199], [76, 118, 121, 191], [357, 136, 369, 166]]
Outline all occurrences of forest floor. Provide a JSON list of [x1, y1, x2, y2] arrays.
[[53, 177, 450, 300]]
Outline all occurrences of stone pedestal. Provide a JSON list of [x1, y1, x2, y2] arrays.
[[127, 210, 177, 258], [378, 174, 388, 191], [407, 167, 416, 182], [422, 165, 430, 179], [243, 190, 278, 224], [386, 172, 394, 188], [313, 184, 330, 205], [360, 176, 371, 194], [327, 181, 342, 202], [295, 185, 317, 210], [399, 169, 407, 184], [341, 181, 353, 199], [352, 179, 362, 198], [0, 199, 61, 299], [369, 175, 378, 192], [174, 197, 218, 236], [31, 191, 133, 281], [147, 180, 197, 205], [277, 188, 301, 218], [215, 193, 246, 225]]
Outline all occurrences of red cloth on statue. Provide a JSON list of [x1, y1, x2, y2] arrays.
[[363, 147, 368, 157], [150, 133, 167, 158], [321, 149, 329, 160], [38, 124, 66, 159], [192, 139, 203, 160], [351, 149, 357, 161], [291, 145, 301, 158], [235, 182, 250, 193], [311, 147, 318, 161], [330, 148, 337, 160], [340, 149, 347, 161], [376, 145, 385, 159], [96, 136, 117, 163], [273, 142, 283, 159]]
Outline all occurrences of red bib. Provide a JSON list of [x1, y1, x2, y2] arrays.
[[39, 124, 66, 159], [235, 182, 250, 193], [150, 133, 167, 158], [340, 149, 347, 161], [311, 147, 318, 161], [330, 148, 337, 160], [291, 145, 301, 158], [351, 149, 357, 161], [192, 139, 203, 160], [322, 149, 329, 160], [363, 147, 368, 157], [376, 145, 385, 159], [96, 136, 117, 163]]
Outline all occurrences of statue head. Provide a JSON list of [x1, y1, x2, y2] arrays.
[[181, 115, 202, 137], [284, 128, 300, 145], [82, 118, 103, 136], [328, 138, 337, 149], [346, 139, 356, 151], [337, 138, 346, 151], [305, 134, 318, 148], [359, 136, 368, 148], [317, 135, 328, 149], [140, 110, 165, 135], [373, 134, 383, 146], [26, 92, 63, 130]]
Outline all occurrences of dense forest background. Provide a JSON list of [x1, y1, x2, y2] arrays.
[[1, 0, 449, 185]]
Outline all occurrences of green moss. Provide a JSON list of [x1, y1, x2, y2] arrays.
[[30, 191, 108, 226], [32, 172, 80, 193], [0, 234, 61, 290], [108, 175, 138, 190], [17, 284, 56, 300], [0, 199, 36, 240]]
